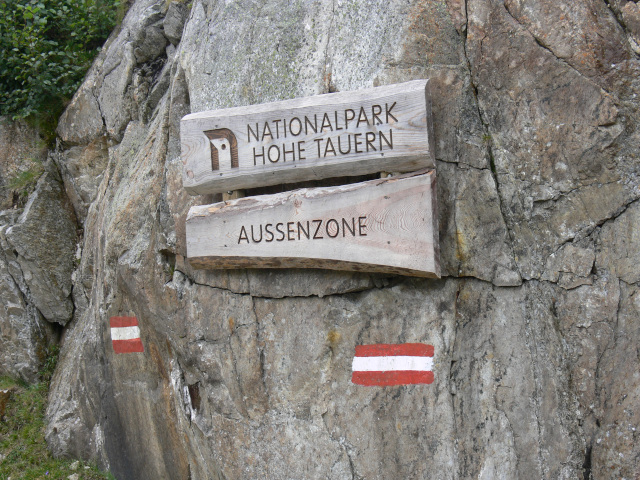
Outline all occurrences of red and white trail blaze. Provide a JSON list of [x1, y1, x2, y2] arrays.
[[110, 316, 144, 354], [351, 343, 434, 386]]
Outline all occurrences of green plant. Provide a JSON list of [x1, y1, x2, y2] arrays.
[[0, 349, 113, 479], [0, 0, 121, 126], [7, 158, 44, 196], [39, 344, 59, 383], [0, 157, 45, 207]]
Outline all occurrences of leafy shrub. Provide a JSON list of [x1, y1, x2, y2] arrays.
[[0, 0, 121, 121]]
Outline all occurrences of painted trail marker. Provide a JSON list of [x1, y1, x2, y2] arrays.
[[351, 343, 434, 386], [181, 80, 435, 195], [110, 316, 144, 354], [186, 170, 440, 277]]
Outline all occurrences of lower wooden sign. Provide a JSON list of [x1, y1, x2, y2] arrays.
[[186, 170, 440, 277]]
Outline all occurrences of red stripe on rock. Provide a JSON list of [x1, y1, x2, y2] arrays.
[[355, 343, 433, 357], [351, 370, 434, 386], [112, 338, 144, 354], [109, 316, 139, 328]]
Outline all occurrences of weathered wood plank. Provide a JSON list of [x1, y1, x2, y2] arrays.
[[186, 170, 440, 277], [181, 80, 435, 195]]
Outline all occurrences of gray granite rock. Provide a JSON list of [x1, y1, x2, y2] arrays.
[[590, 281, 640, 479], [56, 86, 104, 146], [95, 0, 170, 140], [54, 138, 110, 226], [32, 0, 640, 478], [0, 117, 47, 209], [541, 243, 595, 289], [163, 2, 188, 45], [5, 164, 77, 325], [596, 199, 640, 284], [0, 226, 57, 383]]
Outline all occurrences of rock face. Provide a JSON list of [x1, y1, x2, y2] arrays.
[[0, 226, 57, 383], [0, 205, 60, 382], [5, 165, 78, 325], [0, 0, 632, 478], [0, 125, 76, 380], [0, 117, 47, 209]]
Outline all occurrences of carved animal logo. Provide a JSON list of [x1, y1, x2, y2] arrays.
[[204, 128, 238, 171]]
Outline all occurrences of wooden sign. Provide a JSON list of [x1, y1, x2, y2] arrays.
[[186, 170, 440, 277], [181, 80, 435, 195]]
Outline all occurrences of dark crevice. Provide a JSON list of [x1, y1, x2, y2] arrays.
[[487, 148, 498, 177], [532, 195, 639, 284], [463, 0, 469, 40], [187, 382, 201, 411], [176, 265, 540, 301], [159, 248, 176, 281], [449, 284, 462, 459], [226, 327, 249, 419], [458, 1, 521, 280], [523, 304, 550, 476], [619, 277, 640, 288], [93, 87, 109, 134], [132, 53, 170, 124], [559, 196, 639, 251], [321, 410, 359, 480], [582, 443, 593, 480], [461, 67, 522, 280], [173, 267, 402, 300], [172, 269, 248, 297], [531, 180, 620, 206], [438, 156, 493, 173], [585, 282, 621, 460], [346, 449, 357, 480], [597, 196, 640, 229], [251, 296, 269, 398]]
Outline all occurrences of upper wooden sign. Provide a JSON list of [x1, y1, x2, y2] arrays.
[[181, 80, 435, 195]]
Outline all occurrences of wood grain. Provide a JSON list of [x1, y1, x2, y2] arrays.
[[181, 80, 435, 195], [186, 170, 440, 277]]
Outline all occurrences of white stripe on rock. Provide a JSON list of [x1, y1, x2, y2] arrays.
[[352, 355, 433, 372], [111, 326, 141, 341]]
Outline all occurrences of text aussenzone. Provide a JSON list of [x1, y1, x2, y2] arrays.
[[238, 215, 367, 244]]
